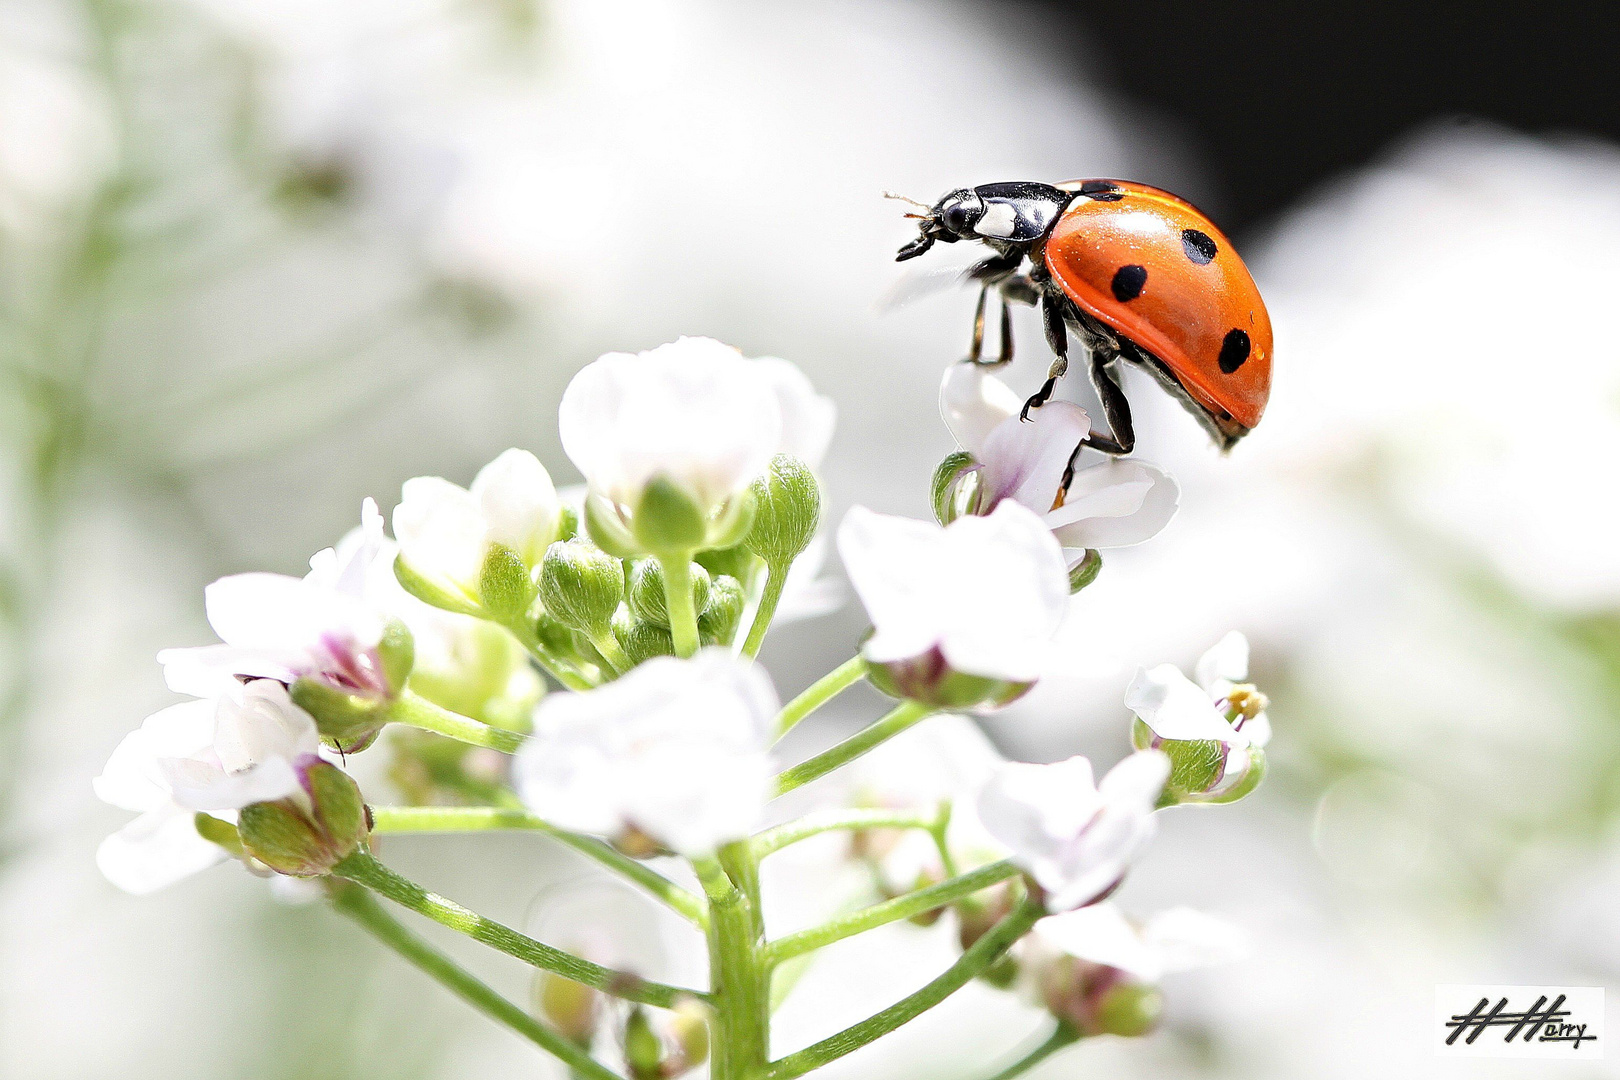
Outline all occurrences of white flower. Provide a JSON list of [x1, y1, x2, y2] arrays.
[[1126, 631, 1271, 748], [394, 448, 561, 594], [93, 680, 322, 894], [514, 649, 777, 856], [836, 501, 1069, 684], [560, 338, 833, 534], [158, 499, 396, 702], [977, 750, 1169, 912], [1032, 903, 1247, 983], [939, 364, 1179, 558]]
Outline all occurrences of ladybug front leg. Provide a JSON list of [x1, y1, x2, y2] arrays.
[[1019, 293, 1070, 420]]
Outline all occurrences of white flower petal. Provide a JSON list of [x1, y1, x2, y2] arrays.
[[1141, 907, 1249, 974], [394, 476, 489, 592], [1047, 459, 1180, 549], [939, 363, 1023, 455], [211, 680, 320, 777], [515, 649, 777, 856], [1195, 630, 1251, 692], [157, 644, 299, 698], [96, 805, 228, 895], [975, 403, 1090, 513], [205, 572, 385, 658], [92, 699, 216, 812], [471, 448, 560, 564], [754, 356, 836, 468], [1036, 903, 1166, 980], [1125, 665, 1249, 747]]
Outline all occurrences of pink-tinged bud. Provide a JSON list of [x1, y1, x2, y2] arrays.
[[236, 758, 370, 877], [865, 644, 1033, 711], [1039, 956, 1163, 1038], [534, 971, 601, 1047]]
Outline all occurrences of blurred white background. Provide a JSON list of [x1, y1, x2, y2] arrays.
[[3, 0, 1618, 1076]]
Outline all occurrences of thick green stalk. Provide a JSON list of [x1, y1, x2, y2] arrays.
[[389, 691, 527, 754], [982, 1024, 1081, 1080], [330, 883, 623, 1080], [772, 656, 867, 739], [368, 806, 706, 925], [764, 897, 1043, 1079], [751, 806, 938, 858], [764, 860, 1020, 966], [739, 561, 789, 659], [334, 851, 704, 1008], [697, 852, 770, 1080], [659, 555, 701, 658], [774, 701, 936, 796]]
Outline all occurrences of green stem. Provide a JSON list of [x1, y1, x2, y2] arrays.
[[500, 616, 598, 691], [330, 883, 623, 1080], [697, 853, 771, 1080], [982, 1024, 1081, 1080], [772, 656, 867, 739], [740, 561, 789, 659], [763, 898, 1043, 1079], [751, 806, 937, 858], [764, 860, 1020, 967], [368, 807, 706, 926], [334, 851, 704, 1008], [585, 630, 630, 677], [659, 555, 700, 658], [774, 701, 937, 796], [390, 691, 527, 754]]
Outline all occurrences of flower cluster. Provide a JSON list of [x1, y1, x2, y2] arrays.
[[95, 338, 1271, 1080]]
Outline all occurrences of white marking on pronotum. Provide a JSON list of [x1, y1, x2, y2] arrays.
[[976, 202, 1017, 238]]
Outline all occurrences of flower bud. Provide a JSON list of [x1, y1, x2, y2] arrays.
[[628, 559, 711, 630], [744, 454, 820, 567], [865, 643, 1033, 711], [612, 609, 675, 668], [1040, 958, 1162, 1038], [394, 552, 482, 617], [696, 544, 761, 587], [478, 543, 538, 622], [540, 539, 625, 636], [699, 575, 746, 646], [931, 450, 977, 525], [408, 620, 541, 730], [624, 1007, 664, 1080], [237, 758, 370, 877], [555, 501, 580, 542], [291, 678, 389, 754], [534, 970, 600, 1046], [665, 998, 711, 1077]]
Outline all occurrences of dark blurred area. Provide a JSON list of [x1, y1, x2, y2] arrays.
[[1011, 0, 1620, 232]]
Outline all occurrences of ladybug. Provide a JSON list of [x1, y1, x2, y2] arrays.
[[894, 180, 1272, 452]]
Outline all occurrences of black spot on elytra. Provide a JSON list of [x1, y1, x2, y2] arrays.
[[1078, 180, 1124, 202], [1218, 328, 1251, 373], [1111, 264, 1148, 302], [1181, 228, 1217, 265]]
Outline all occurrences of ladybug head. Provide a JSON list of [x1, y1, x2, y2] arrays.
[[894, 188, 983, 261]]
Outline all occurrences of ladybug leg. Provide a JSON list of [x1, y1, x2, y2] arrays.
[[966, 284, 990, 364], [1083, 352, 1135, 455], [1019, 293, 1069, 421]]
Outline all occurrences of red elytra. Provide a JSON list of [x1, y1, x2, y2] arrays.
[[1043, 180, 1272, 432]]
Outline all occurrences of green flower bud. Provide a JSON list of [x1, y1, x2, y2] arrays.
[[1094, 982, 1163, 1038], [624, 1007, 664, 1080], [865, 643, 1032, 711], [377, 618, 416, 692], [237, 759, 370, 877], [407, 620, 540, 730], [613, 609, 675, 668], [699, 574, 746, 646], [931, 450, 977, 525], [394, 552, 481, 617], [540, 539, 625, 636], [534, 970, 599, 1047], [628, 559, 711, 630], [555, 501, 580, 542], [632, 476, 710, 554], [744, 454, 820, 567], [478, 542, 537, 622], [1068, 549, 1102, 593], [291, 678, 389, 754], [666, 998, 711, 1077], [696, 544, 761, 587]]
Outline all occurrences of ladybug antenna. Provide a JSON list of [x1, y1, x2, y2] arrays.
[[883, 190, 933, 212]]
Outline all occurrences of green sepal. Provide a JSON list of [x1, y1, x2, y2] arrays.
[[631, 476, 709, 554], [931, 450, 977, 525], [193, 812, 243, 856], [584, 492, 641, 559], [555, 502, 580, 542], [238, 760, 369, 877], [477, 542, 536, 622], [628, 558, 711, 629], [290, 677, 388, 754], [1067, 549, 1102, 593], [377, 618, 415, 693], [706, 488, 758, 551], [394, 553, 482, 618], [697, 543, 762, 587], [1158, 738, 1228, 803]]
